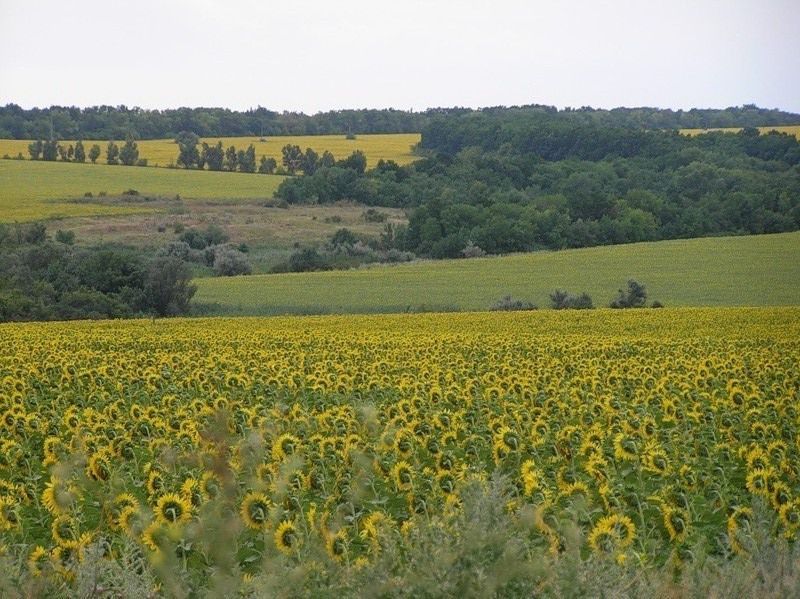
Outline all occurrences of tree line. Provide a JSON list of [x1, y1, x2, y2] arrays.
[[1, 103, 798, 140], [274, 115, 800, 258]]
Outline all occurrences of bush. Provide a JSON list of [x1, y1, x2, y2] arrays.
[[550, 289, 593, 310], [122, 189, 139, 196], [55, 229, 75, 245], [212, 247, 252, 277], [610, 279, 648, 308], [489, 295, 537, 311], [651, 300, 664, 308], [461, 241, 486, 258], [287, 248, 331, 272], [143, 256, 196, 316], [362, 208, 388, 223]]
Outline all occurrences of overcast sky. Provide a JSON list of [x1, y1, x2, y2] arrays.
[[1, 0, 798, 113]]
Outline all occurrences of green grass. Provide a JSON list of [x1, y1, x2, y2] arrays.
[[0, 159, 285, 222], [193, 231, 800, 314]]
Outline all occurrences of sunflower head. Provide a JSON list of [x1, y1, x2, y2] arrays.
[[274, 520, 301, 555], [241, 492, 272, 531]]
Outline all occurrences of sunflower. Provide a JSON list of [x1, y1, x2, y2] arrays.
[[51, 514, 79, 546], [779, 498, 800, 537], [662, 505, 690, 543], [141, 521, 179, 552], [391, 461, 414, 492], [0, 497, 19, 531], [85, 449, 113, 482], [727, 506, 753, 555], [146, 470, 166, 498], [745, 467, 775, 498], [155, 493, 192, 525], [274, 520, 301, 555], [240, 491, 272, 531], [28, 546, 49, 577], [108, 493, 139, 529], [272, 433, 301, 462], [325, 529, 348, 563], [588, 514, 636, 554], [200, 471, 223, 501], [181, 478, 204, 510]]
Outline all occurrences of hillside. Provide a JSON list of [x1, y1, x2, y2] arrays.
[[192, 231, 800, 315], [0, 160, 285, 221]]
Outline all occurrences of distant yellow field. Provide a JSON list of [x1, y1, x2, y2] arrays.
[[0, 133, 421, 169], [680, 125, 800, 137]]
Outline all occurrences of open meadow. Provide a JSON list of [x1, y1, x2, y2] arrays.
[[0, 133, 421, 169], [680, 125, 800, 137], [0, 160, 285, 222], [1, 307, 799, 595], [193, 231, 800, 315]]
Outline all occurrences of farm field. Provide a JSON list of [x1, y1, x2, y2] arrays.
[[0, 307, 798, 594], [680, 125, 800, 137], [0, 160, 284, 222], [193, 231, 800, 315], [0, 133, 421, 169]]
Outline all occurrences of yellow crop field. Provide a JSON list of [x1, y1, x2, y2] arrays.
[[680, 125, 800, 137], [0, 133, 421, 169], [1, 307, 798, 593]]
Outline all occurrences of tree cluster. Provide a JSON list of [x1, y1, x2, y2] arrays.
[[275, 116, 800, 258], [0, 224, 195, 321]]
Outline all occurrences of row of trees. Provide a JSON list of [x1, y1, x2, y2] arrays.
[[27, 137, 145, 166], [1, 103, 798, 140]]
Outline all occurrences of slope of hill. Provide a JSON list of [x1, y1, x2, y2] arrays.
[[0, 160, 285, 221], [192, 231, 800, 315]]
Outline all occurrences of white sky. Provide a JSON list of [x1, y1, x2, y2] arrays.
[[1, 0, 799, 113]]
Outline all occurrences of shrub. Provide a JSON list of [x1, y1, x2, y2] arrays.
[[287, 248, 331, 272], [122, 189, 139, 196], [55, 229, 75, 245], [461, 241, 486, 258], [489, 295, 537, 311], [651, 300, 664, 308], [212, 247, 252, 277], [610, 280, 648, 309], [143, 256, 196, 316], [550, 289, 593, 310], [362, 208, 388, 223]]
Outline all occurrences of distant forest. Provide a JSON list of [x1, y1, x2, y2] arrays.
[[1, 103, 799, 140], [276, 110, 800, 258]]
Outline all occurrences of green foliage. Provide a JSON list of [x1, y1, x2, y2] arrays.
[[88, 143, 101, 163], [27, 139, 42, 160], [143, 255, 196, 316], [489, 295, 537, 311], [212, 246, 252, 276], [610, 279, 648, 309], [54, 229, 75, 245], [176, 131, 200, 168], [73, 139, 85, 163], [2, 103, 798, 140], [550, 290, 593, 310], [106, 141, 119, 165], [119, 136, 139, 166], [281, 144, 303, 174]]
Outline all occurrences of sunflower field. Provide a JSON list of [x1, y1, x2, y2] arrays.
[[1, 308, 799, 596]]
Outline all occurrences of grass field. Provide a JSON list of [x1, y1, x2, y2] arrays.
[[680, 125, 800, 137], [0, 133, 421, 169], [193, 231, 800, 314], [0, 160, 285, 222]]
